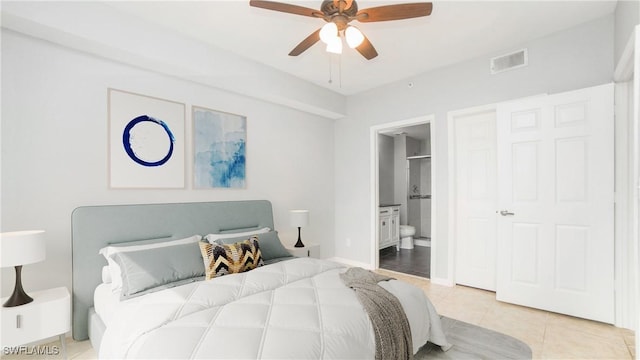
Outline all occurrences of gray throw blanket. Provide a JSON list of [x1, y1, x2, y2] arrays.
[[340, 267, 413, 360]]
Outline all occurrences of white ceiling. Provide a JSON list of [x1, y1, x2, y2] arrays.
[[105, 0, 617, 95]]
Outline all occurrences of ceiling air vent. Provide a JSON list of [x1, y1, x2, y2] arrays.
[[490, 48, 528, 74]]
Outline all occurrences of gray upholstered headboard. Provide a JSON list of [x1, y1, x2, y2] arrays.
[[71, 200, 274, 340]]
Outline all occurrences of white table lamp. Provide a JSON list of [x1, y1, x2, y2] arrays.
[[0, 230, 46, 307], [290, 210, 309, 248]]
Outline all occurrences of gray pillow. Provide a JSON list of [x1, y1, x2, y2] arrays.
[[215, 231, 292, 261], [110, 242, 205, 300]]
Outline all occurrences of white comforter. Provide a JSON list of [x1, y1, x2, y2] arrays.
[[99, 258, 450, 359]]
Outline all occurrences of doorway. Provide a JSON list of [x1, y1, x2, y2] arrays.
[[370, 115, 436, 279], [448, 105, 498, 291]]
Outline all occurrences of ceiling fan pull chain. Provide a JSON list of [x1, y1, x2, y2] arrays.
[[339, 53, 342, 88], [328, 54, 333, 84]]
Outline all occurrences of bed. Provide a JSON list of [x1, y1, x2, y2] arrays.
[[72, 200, 450, 359]]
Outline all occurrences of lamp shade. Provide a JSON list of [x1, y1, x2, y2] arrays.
[[290, 210, 309, 228], [0, 230, 46, 267], [326, 36, 343, 54], [319, 22, 338, 44], [345, 26, 364, 48]]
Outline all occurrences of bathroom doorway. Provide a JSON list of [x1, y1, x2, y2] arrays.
[[371, 115, 436, 279]]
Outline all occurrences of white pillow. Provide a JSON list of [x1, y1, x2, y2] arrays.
[[99, 235, 201, 293], [101, 266, 112, 284], [204, 227, 270, 243]]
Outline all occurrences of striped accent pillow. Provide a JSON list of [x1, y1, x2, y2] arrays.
[[199, 236, 264, 280]]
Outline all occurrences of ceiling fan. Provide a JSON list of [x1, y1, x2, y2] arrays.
[[249, 0, 433, 60]]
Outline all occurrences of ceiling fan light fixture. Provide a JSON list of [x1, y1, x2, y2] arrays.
[[326, 36, 343, 54], [319, 22, 339, 44], [249, 0, 433, 60], [345, 26, 364, 48]]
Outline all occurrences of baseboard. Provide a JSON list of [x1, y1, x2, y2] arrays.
[[326, 257, 374, 270], [414, 239, 431, 247], [377, 268, 429, 280], [430, 276, 454, 287]]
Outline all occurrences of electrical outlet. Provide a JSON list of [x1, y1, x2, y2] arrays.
[[346, 238, 351, 247]]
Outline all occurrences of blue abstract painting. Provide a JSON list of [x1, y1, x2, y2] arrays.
[[193, 106, 246, 188]]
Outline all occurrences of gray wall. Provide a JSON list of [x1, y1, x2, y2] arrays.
[[406, 136, 422, 158], [378, 134, 395, 205], [419, 157, 432, 238], [334, 15, 614, 279], [614, 1, 640, 66], [393, 135, 408, 223], [406, 136, 422, 231]]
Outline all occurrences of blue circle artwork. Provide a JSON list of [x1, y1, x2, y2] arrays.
[[122, 115, 175, 167]]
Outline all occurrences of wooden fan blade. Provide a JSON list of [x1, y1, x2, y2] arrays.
[[357, 3, 432, 22], [250, 0, 321, 17], [289, 29, 321, 56], [355, 34, 378, 60]]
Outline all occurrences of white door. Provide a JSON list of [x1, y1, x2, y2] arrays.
[[496, 83, 614, 323], [453, 108, 498, 291]]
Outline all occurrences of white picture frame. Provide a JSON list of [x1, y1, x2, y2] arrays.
[[108, 89, 185, 188], [193, 106, 246, 189]]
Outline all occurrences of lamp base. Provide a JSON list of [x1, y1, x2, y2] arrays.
[[294, 227, 305, 248], [3, 265, 34, 307]]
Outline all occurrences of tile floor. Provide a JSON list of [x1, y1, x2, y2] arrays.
[[2, 271, 635, 360], [379, 244, 431, 278], [378, 268, 636, 360]]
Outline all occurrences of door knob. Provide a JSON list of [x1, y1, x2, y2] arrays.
[[499, 210, 515, 216]]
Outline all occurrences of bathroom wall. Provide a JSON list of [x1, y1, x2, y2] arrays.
[[394, 135, 408, 223], [420, 127, 432, 238], [407, 159, 422, 235], [406, 136, 422, 157], [419, 158, 432, 238], [389, 131, 432, 234], [407, 136, 422, 233], [378, 134, 395, 205], [421, 125, 432, 155], [407, 134, 434, 239]]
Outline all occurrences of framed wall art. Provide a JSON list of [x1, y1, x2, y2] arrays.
[[193, 106, 246, 189], [108, 89, 185, 188]]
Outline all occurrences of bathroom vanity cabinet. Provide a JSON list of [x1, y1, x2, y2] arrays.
[[379, 205, 400, 250]]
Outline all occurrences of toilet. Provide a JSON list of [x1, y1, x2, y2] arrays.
[[399, 225, 415, 249]]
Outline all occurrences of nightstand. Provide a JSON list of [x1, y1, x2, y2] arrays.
[[285, 242, 320, 258], [1, 287, 70, 358]]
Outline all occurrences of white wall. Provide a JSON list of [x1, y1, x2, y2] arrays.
[[612, 0, 640, 332], [1, 1, 346, 120], [614, 0, 640, 65], [334, 15, 614, 280], [1, 30, 335, 296], [0, 5, 623, 298]]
